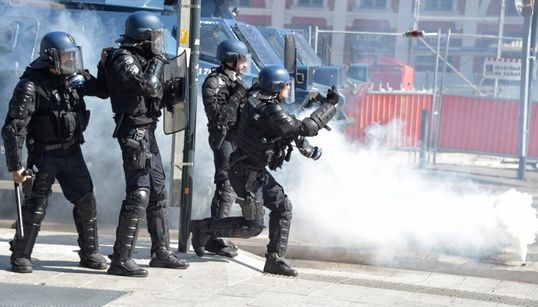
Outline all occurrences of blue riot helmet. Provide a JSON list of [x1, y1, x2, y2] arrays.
[[257, 65, 294, 103], [35, 31, 84, 75], [123, 11, 167, 55], [216, 39, 251, 75]]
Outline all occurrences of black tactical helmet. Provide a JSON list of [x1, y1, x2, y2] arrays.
[[257, 65, 292, 94], [31, 31, 83, 74], [216, 39, 249, 64], [40, 31, 78, 60], [124, 11, 164, 42]]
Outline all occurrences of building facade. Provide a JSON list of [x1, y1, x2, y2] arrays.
[[236, 0, 526, 91]]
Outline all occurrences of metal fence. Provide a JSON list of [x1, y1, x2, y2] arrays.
[[315, 27, 537, 171]]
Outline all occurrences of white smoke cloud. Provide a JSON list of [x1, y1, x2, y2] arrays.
[[274, 118, 538, 263]]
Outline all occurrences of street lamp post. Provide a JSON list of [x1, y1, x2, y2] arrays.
[[516, 0, 535, 179]]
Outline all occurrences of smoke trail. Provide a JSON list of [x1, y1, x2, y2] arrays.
[[275, 118, 538, 263]]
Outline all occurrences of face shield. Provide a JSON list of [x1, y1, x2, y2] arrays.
[[283, 79, 295, 104], [52, 46, 84, 75], [235, 54, 252, 76], [150, 29, 167, 55]]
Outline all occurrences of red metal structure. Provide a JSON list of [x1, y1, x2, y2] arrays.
[[344, 92, 538, 158]]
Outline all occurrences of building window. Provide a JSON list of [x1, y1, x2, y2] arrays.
[[359, 0, 386, 9], [238, 0, 250, 6], [424, 0, 453, 11], [297, 0, 323, 7]]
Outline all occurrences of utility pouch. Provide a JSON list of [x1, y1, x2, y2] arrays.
[[121, 128, 151, 170]]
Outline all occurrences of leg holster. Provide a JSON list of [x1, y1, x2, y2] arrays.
[[267, 197, 293, 257], [146, 188, 170, 255], [112, 188, 149, 261], [73, 191, 99, 256]]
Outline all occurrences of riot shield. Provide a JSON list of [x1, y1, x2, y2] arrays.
[[163, 49, 189, 135]]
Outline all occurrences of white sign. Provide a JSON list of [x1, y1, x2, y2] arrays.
[[483, 58, 521, 81]]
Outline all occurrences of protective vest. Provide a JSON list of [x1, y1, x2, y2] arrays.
[[27, 72, 89, 147]]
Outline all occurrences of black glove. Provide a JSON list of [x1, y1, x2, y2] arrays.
[[325, 85, 339, 105]]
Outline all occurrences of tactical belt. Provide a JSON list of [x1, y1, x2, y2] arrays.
[[34, 139, 79, 151]]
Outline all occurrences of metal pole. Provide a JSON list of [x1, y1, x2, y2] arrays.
[[428, 30, 442, 162], [178, 0, 200, 252], [308, 26, 312, 47], [433, 28, 451, 164], [419, 108, 429, 169], [314, 26, 319, 55], [525, 3, 538, 154], [413, 0, 420, 31], [517, 10, 533, 180], [495, 0, 506, 97]]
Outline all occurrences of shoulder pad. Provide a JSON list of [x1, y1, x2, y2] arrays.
[[202, 74, 229, 97], [8, 80, 36, 119], [110, 48, 141, 81]]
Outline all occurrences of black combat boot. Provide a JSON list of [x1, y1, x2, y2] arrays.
[[107, 189, 149, 277], [263, 253, 298, 277], [146, 189, 189, 269], [73, 192, 107, 270], [79, 252, 107, 270], [10, 197, 48, 273], [10, 256, 33, 273], [10, 225, 38, 273], [108, 255, 148, 277], [149, 246, 189, 269], [205, 238, 238, 258]]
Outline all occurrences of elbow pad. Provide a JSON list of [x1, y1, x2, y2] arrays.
[[143, 56, 165, 97]]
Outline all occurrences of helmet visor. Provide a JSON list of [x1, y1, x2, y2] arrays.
[[235, 54, 252, 76], [284, 79, 295, 104], [150, 29, 167, 55], [53, 46, 84, 75]]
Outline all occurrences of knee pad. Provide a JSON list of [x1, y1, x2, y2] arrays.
[[25, 197, 48, 224], [123, 188, 150, 213]]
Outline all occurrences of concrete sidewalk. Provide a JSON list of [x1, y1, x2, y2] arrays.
[[1, 228, 538, 306]]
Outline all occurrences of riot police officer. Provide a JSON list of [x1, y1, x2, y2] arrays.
[[1, 31, 108, 273], [190, 65, 339, 276], [99, 11, 189, 277], [200, 39, 250, 258]]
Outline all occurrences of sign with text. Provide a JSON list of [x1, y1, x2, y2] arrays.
[[483, 58, 521, 81]]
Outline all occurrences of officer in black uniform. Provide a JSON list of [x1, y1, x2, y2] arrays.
[[191, 65, 339, 276], [1, 31, 108, 273], [100, 11, 189, 277], [200, 39, 251, 258]]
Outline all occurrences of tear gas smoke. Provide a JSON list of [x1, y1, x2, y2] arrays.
[[276, 118, 538, 263]]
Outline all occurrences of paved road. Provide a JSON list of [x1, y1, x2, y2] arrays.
[[1, 228, 538, 306]]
